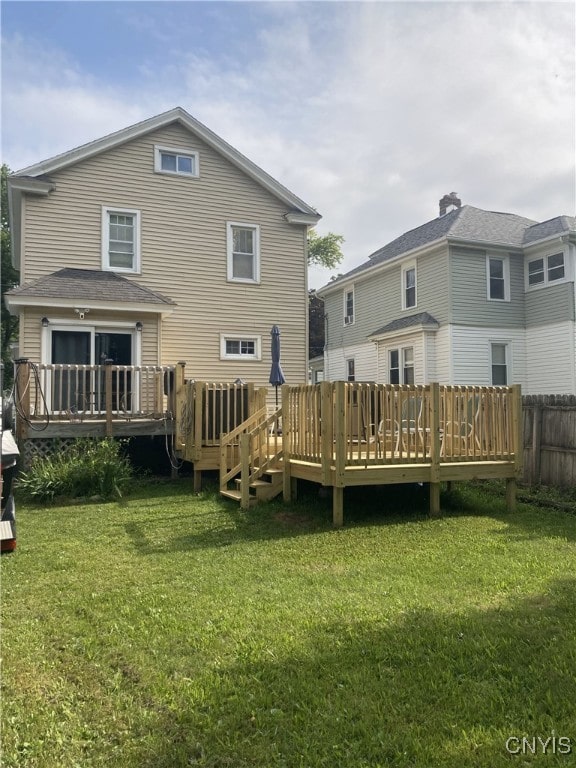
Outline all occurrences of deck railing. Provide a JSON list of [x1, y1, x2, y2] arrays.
[[13, 360, 188, 439], [181, 381, 267, 461], [282, 381, 521, 468]]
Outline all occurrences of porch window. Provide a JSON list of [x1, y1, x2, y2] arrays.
[[102, 207, 140, 273], [402, 347, 415, 385], [227, 223, 260, 283], [389, 349, 400, 384]]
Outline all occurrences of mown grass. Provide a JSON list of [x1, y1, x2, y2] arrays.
[[1, 479, 575, 767]]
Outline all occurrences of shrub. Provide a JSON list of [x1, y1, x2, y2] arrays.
[[18, 439, 134, 503]]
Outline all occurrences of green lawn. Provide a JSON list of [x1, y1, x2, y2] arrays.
[[2, 479, 575, 767]]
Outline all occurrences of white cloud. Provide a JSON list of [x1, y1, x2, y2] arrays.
[[1, 2, 574, 288]]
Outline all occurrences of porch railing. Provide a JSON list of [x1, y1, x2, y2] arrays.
[[14, 360, 180, 427]]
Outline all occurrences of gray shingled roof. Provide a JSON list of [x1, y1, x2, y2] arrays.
[[523, 216, 576, 245], [328, 206, 539, 287], [370, 312, 439, 338], [7, 268, 176, 305]]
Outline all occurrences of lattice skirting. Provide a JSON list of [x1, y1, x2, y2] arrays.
[[20, 438, 79, 471]]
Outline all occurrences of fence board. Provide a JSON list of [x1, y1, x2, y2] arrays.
[[522, 395, 576, 487]]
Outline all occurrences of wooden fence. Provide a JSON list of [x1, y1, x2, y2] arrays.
[[522, 395, 576, 487]]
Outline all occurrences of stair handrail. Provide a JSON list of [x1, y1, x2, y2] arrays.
[[220, 405, 268, 493], [243, 408, 284, 490]]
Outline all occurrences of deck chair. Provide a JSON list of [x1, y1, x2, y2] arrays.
[[440, 394, 481, 457]]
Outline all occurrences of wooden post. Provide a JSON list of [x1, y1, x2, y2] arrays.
[[282, 384, 292, 503], [320, 381, 333, 486], [193, 382, 204, 462], [333, 381, 346, 527], [154, 368, 163, 419], [15, 359, 31, 441], [173, 361, 186, 451], [240, 432, 250, 510], [104, 360, 113, 437], [193, 470, 202, 493], [429, 382, 441, 518], [333, 486, 344, 529], [531, 402, 542, 486], [512, 385, 523, 479]]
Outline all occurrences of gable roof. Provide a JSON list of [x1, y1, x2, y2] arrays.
[[523, 216, 576, 245], [11, 106, 321, 221], [5, 268, 176, 315]]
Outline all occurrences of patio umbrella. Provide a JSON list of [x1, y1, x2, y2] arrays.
[[269, 325, 285, 407]]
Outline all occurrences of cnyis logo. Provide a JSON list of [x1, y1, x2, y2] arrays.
[[505, 734, 572, 755]]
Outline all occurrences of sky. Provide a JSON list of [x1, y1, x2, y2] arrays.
[[1, 0, 575, 289]]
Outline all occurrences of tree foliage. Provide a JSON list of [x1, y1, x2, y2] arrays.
[[1, 164, 19, 388], [307, 229, 344, 270], [308, 290, 325, 359]]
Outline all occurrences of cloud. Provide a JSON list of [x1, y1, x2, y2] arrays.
[[1, 2, 574, 288]]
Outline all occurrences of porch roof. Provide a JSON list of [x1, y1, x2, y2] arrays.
[[5, 268, 176, 314], [369, 312, 439, 340]]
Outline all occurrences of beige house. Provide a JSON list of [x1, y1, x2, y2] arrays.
[[6, 107, 320, 402]]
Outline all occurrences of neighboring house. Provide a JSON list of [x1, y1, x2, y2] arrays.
[[318, 193, 576, 394], [308, 355, 324, 384], [5, 107, 320, 401]]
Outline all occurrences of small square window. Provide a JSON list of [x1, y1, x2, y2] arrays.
[[547, 253, 565, 282], [528, 258, 545, 286]]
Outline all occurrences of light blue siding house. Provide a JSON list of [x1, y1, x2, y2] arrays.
[[318, 194, 576, 394]]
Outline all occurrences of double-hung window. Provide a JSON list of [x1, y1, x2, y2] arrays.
[[389, 347, 414, 384], [491, 343, 508, 385], [402, 264, 417, 309], [344, 288, 354, 325], [346, 358, 355, 382], [487, 256, 509, 301], [527, 252, 565, 288], [102, 207, 140, 273], [227, 223, 260, 283], [154, 145, 199, 177]]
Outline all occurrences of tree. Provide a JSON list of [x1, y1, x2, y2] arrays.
[[307, 229, 344, 270], [1, 164, 19, 389], [308, 290, 325, 358]]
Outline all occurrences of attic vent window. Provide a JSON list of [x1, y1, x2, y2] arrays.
[[154, 145, 199, 177]]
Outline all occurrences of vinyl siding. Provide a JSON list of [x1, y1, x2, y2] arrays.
[[374, 331, 426, 384], [435, 325, 452, 383], [450, 247, 525, 327], [450, 325, 527, 388], [325, 341, 377, 382], [324, 247, 449, 350], [526, 321, 576, 394], [19, 123, 308, 388], [525, 282, 575, 327]]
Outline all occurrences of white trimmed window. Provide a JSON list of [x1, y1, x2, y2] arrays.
[[491, 342, 508, 385], [102, 207, 140, 273], [227, 223, 260, 283], [402, 264, 417, 309], [487, 256, 510, 301], [154, 145, 199, 177], [344, 288, 354, 325], [346, 358, 355, 382], [527, 252, 565, 289], [220, 334, 261, 361], [389, 347, 414, 384]]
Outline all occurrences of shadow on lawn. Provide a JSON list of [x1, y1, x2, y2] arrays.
[[123, 478, 576, 556], [135, 577, 576, 768]]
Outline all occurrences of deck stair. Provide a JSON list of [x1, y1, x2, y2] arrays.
[[220, 407, 284, 509]]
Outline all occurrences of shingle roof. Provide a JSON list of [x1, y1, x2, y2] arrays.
[[523, 216, 576, 245], [326, 206, 539, 288], [7, 268, 176, 305], [370, 312, 439, 338]]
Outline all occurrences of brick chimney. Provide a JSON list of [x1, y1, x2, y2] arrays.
[[439, 192, 462, 217]]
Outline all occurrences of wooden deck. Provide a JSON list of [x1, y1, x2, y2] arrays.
[[217, 381, 523, 527]]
